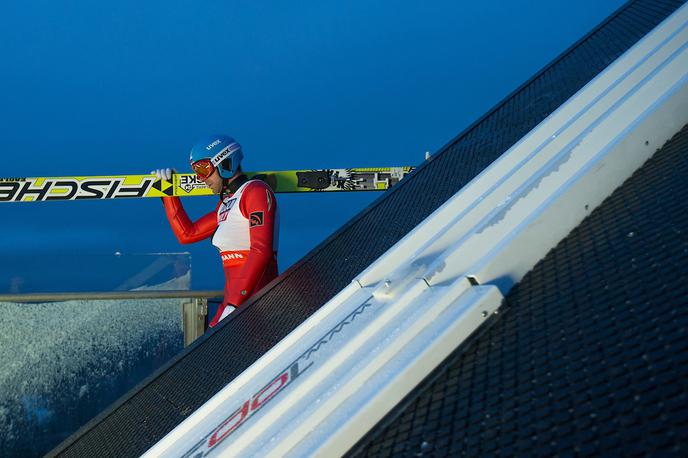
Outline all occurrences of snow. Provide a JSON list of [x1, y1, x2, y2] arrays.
[[0, 296, 184, 455]]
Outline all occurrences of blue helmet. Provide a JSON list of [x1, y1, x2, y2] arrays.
[[189, 135, 244, 178]]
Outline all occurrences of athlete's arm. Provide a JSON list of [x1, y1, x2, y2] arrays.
[[150, 168, 218, 244], [225, 181, 277, 306], [162, 196, 218, 244]]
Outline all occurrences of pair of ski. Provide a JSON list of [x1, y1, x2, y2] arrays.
[[0, 167, 415, 203]]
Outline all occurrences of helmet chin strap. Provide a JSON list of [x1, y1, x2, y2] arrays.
[[221, 172, 248, 197]]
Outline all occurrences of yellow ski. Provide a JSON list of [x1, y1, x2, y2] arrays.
[[0, 167, 414, 203]]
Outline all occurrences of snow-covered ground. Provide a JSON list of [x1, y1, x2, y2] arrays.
[[0, 297, 184, 456]]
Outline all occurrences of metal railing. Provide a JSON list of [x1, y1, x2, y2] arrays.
[[0, 290, 222, 302], [0, 290, 224, 347]]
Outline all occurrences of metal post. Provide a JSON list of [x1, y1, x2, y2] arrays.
[[182, 297, 208, 347]]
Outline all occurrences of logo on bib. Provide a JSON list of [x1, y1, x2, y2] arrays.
[[220, 251, 249, 267], [222, 252, 245, 262], [218, 197, 237, 222]]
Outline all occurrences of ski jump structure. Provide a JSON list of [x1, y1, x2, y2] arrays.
[[48, 1, 687, 456], [141, 4, 688, 457]]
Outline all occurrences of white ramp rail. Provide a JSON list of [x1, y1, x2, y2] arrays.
[[145, 5, 688, 457]]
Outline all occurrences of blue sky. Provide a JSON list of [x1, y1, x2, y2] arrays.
[[0, 0, 626, 291]]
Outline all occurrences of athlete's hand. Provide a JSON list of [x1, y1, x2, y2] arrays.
[[150, 168, 175, 181]]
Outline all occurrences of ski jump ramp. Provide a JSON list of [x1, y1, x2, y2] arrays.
[[143, 4, 688, 457], [50, 1, 688, 456]]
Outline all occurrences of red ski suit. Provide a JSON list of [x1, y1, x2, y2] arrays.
[[162, 179, 278, 327]]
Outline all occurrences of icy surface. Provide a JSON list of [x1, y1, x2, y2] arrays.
[[0, 252, 191, 294], [0, 297, 184, 456], [132, 269, 192, 291]]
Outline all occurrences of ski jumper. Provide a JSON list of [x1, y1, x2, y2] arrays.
[[162, 179, 279, 327]]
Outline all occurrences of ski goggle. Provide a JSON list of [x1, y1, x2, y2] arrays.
[[191, 159, 215, 179]]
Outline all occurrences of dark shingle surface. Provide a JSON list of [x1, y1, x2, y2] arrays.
[[52, 0, 686, 456], [351, 123, 688, 457]]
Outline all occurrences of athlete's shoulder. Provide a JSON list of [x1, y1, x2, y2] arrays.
[[239, 179, 277, 215], [244, 179, 275, 195]]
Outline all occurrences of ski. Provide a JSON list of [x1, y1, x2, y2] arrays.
[[0, 167, 415, 203]]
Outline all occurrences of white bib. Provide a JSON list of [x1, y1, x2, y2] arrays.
[[211, 180, 280, 261], [212, 181, 252, 253]]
